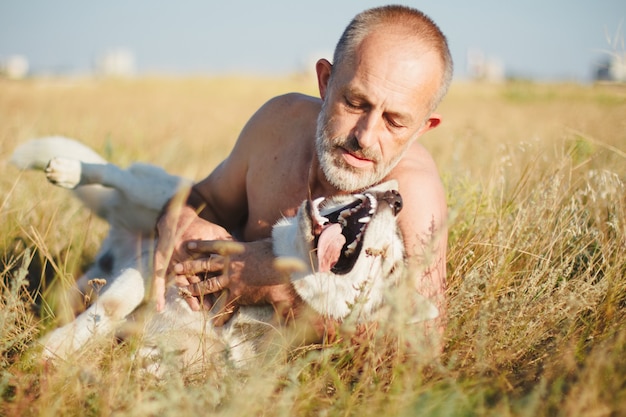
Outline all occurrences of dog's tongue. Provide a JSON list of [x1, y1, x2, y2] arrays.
[[317, 223, 345, 272]]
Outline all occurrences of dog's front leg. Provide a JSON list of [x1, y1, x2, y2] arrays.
[[41, 300, 121, 361]]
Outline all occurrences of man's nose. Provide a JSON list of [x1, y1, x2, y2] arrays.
[[355, 112, 379, 149]]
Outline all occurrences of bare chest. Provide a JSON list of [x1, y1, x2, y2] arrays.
[[241, 151, 311, 241]]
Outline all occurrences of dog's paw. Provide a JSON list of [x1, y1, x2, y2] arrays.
[[45, 157, 82, 189]]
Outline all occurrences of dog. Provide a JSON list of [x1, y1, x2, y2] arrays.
[[11, 136, 438, 370], [11, 136, 188, 360]]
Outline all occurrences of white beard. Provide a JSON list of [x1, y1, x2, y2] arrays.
[[314, 105, 406, 192]]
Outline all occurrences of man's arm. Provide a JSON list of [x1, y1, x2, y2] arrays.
[[153, 197, 234, 311], [152, 97, 260, 310], [153, 95, 301, 311]]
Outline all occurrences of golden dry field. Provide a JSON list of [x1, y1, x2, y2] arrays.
[[1, 76, 625, 416]]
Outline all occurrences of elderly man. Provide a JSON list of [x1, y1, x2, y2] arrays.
[[154, 5, 453, 342]]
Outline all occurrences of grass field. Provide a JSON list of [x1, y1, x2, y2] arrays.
[[1, 76, 625, 416]]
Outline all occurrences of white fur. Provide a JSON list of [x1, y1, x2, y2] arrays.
[[272, 182, 405, 321], [12, 137, 187, 360], [11, 136, 438, 370]]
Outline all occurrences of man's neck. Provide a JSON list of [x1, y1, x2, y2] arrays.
[[307, 152, 344, 200]]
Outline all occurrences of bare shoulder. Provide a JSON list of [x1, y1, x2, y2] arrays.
[[240, 93, 321, 146], [387, 142, 447, 250], [261, 92, 322, 115], [391, 142, 445, 204]]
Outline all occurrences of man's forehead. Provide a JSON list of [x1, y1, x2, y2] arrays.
[[342, 52, 437, 118]]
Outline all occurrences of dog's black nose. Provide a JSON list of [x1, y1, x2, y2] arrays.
[[381, 190, 403, 215]]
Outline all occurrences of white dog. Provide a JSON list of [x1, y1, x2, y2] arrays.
[[11, 136, 438, 370], [12, 136, 187, 360]]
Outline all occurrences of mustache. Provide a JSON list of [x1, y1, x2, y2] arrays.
[[338, 136, 381, 162], [316, 108, 381, 163]]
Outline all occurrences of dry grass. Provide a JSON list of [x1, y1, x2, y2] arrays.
[[1, 76, 625, 416]]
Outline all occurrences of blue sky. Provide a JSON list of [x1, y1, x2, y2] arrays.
[[1, 1, 624, 81]]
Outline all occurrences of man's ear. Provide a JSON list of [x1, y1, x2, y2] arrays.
[[316, 58, 333, 100], [417, 113, 442, 136]]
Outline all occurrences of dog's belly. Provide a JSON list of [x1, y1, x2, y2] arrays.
[[141, 288, 277, 371]]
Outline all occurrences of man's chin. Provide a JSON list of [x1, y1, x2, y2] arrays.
[[325, 166, 381, 193]]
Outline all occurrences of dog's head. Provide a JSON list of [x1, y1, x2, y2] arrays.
[[272, 181, 406, 320], [307, 185, 403, 275]]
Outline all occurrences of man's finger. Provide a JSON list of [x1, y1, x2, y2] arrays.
[[174, 255, 225, 276], [187, 240, 245, 256], [211, 291, 238, 327], [176, 282, 202, 311], [174, 274, 200, 286], [186, 276, 230, 296], [212, 308, 237, 327], [153, 276, 166, 312], [153, 250, 169, 312]]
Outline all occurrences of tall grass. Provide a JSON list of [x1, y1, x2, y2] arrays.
[[1, 77, 625, 416]]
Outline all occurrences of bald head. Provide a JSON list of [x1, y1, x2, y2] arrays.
[[332, 5, 453, 111]]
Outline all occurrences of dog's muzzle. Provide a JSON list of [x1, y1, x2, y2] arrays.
[[308, 189, 403, 274]]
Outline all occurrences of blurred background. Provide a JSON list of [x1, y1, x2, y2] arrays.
[[0, 0, 624, 83]]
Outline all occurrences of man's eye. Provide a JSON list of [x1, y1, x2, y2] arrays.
[[344, 97, 360, 109], [385, 116, 403, 129]]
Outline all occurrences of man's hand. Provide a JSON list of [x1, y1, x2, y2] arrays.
[[153, 204, 233, 312], [173, 239, 296, 326], [172, 240, 244, 320]]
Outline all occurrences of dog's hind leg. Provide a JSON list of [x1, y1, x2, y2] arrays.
[[44, 157, 86, 189], [41, 266, 146, 361], [45, 157, 119, 191], [46, 157, 183, 212]]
